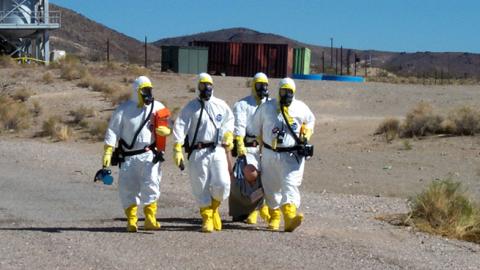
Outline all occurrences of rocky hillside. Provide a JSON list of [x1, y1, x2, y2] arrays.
[[49, 4, 161, 65]]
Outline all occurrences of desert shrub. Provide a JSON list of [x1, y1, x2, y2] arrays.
[[400, 102, 443, 137], [31, 100, 42, 116], [0, 55, 16, 68], [127, 65, 150, 77], [42, 72, 54, 84], [110, 87, 131, 105], [447, 106, 480, 135], [12, 86, 33, 102], [440, 119, 457, 134], [409, 179, 480, 244], [42, 116, 72, 141], [60, 64, 81, 80], [0, 95, 30, 131], [77, 75, 94, 88], [70, 106, 95, 124], [88, 120, 108, 141], [91, 80, 115, 95], [375, 117, 400, 142]]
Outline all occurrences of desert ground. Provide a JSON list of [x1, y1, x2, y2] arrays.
[[0, 65, 479, 269]]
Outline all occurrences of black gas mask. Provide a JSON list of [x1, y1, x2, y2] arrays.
[[279, 88, 294, 107], [140, 87, 153, 105], [255, 82, 269, 99], [198, 82, 213, 101]]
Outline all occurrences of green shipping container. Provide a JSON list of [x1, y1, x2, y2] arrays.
[[293, 47, 311, 75], [161, 46, 208, 74]]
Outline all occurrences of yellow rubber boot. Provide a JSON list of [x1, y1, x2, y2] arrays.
[[144, 202, 161, 230], [211, 199, 222, 231], [268, 208, 281, 231], [281, 203, 304, 232], [124, 204, 138, 233], [200, 207, 214, 233], [246, 210, 259, 224], [259, 204, 271, 224]]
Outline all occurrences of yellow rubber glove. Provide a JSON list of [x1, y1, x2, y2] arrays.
[[155, 126, 171, 136], [103, 144, 114, 168], [223, 131, 234, 151], [301, 126, 313, 143], [173, 142, 184, 167], [235, 135, 247, 156]]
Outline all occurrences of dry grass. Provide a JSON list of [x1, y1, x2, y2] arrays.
[[376, 103, 480, 141], [91, 80, 116, 95], [42, 116, 72, 141], [409, 179, 480, 244], [77, 73, 95, 88], [401, 102, 443, 137], [70, 106, 96, 124], [375, 117, 400, 142], [11, 86, 33, 102], [0, 55, 16, 68], [109, 87, 131, 105], [87, 120, 108, 141], [447, 106, 480, 135], [0, 95, 30, 132], [41, 72, 54, 84], [127, 65, 150, 77], [31, 100, 42, 116]]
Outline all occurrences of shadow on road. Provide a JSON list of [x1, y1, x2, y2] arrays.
[[0, 217, 265, 233]]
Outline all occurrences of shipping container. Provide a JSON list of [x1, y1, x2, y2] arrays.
[[191, 41, 293, 78], [293, 47, 311, 75], [161, 46, 208, 74]]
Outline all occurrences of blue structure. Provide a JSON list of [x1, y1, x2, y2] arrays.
[[293, 73, 365, 83]]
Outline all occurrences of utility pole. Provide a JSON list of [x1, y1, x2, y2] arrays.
[[340, 46, 343, 75], [144, 36, 148, 68], [335, 48, 338, 75], [330, 37, 333, 68], [106, 39, 110, 63], [322, 51, 325, 73]]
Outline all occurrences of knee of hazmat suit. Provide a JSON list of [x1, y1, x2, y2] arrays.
[[104, 75, 165, 211]]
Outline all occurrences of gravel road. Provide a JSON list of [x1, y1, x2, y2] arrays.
[[0, 139, 478, 270]]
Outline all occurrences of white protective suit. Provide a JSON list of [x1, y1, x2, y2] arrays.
[[104, 80, 167, 209], [252, 95, 315, 209], [173, 96, 234, 207], [233, 94, 268, 169]]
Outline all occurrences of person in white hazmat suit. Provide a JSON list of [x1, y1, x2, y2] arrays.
[[252, 77, 315, 232], [229, 72, 271, 224], [102, 76, 171, 232], [172, 73, 234, 233]]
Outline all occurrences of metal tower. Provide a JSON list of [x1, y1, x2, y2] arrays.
[[0, 0, 60, 64]]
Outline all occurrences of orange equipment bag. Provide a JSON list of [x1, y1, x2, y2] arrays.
[[154, 107, 171, 152]]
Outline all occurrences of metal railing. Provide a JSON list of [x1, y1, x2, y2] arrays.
[[0, 10, 61, 25]]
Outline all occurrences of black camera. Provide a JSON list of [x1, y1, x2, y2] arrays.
[[297, 144, 314, 159], [276, 130, 286, 144]]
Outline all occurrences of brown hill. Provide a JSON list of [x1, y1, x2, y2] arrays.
[[154, 27, 480, 79], [49, 4, 161, 65]]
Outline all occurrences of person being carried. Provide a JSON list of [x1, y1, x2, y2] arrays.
[[229, 72, 271, 225]]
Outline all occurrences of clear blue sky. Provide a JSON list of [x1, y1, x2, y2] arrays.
[[51, 0, 480, 53]]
